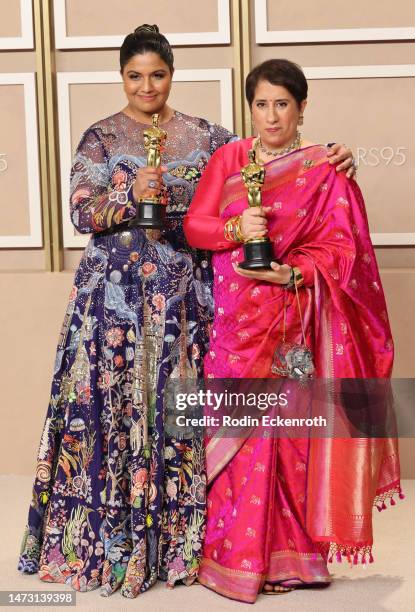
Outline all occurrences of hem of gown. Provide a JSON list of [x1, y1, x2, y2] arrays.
[[17, 559, 197, 598], [198, 552, 331, 603], [18, 529, 199, 599]]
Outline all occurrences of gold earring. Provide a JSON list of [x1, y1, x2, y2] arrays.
[[298, 115, 304, 126]]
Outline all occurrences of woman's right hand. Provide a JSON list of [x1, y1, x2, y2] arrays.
[[240, 206, 271, 241], [132, 165, 167, 202]]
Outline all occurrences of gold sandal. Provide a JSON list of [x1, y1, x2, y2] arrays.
[[263, 583, 294, 595]]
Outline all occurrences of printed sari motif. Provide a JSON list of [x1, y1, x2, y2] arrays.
[[184, 139, 401, 603], [18, 111, 236, 596]]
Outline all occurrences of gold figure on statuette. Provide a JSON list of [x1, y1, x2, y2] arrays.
[[142, 113, 167, 171], [135, 113, 168, 228], [240, 148, 265, 208], [238, 146, 274, 269]]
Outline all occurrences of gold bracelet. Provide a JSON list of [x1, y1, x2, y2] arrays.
[[223, 216, 235, 241], [224, 215, 244, 242], [234, 215, 244, 242], [285, 266, 304, 289], [292, 266, 304, 288]]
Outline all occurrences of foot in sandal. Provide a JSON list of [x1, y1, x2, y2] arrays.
[[263, 583, 294, 595]]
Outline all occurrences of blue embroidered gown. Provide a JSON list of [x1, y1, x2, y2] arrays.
[[18, 110, 235, 597]]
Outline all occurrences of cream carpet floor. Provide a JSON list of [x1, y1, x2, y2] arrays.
[[0, 476, 413, 612]]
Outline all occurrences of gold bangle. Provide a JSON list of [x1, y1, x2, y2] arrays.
[[223, 216, 235, 241], [285, 265, 304, 289], [292, 266, 304, 288], [224, 215, 244, 243], [234, 215, 244, 242]]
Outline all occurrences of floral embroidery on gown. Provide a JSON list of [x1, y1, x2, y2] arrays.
[[17, 111, 235, 597]]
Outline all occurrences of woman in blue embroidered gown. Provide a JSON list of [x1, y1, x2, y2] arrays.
[[17, 25, 354, 598], [17, 25, 235, 597]]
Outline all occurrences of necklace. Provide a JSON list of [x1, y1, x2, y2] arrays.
[[257, 131, 302, 158], [123, 107, 175, 125]]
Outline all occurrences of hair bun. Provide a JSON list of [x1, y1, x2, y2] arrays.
[[134, 24, 159, 35], [120, 23, 174, 73]]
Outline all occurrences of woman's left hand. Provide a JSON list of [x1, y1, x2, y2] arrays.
[[327, 143, 356, 178], [232, 261, 292, 284]]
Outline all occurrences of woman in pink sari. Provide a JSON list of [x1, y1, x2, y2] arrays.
[[184, 59, 401, 603]]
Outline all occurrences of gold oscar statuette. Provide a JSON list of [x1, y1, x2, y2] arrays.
[[134, 113, 167, 229], [238, 147, 274, 269]]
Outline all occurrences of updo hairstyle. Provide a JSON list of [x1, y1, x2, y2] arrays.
[[120, 24, 174, 73]]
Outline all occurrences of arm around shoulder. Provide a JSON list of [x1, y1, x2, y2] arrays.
[[184, 147, 240, 251]]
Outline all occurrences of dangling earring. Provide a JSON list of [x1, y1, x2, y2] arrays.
[[298, 115, 304, 126]]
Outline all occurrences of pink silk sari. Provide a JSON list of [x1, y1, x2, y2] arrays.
[[192, 142, 401, 603]]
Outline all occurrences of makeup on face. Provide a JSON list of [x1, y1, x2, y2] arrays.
[[251, 80, 306, 150], [122, 52, 173, 122]]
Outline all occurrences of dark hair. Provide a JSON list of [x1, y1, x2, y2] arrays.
[[245, 59, 307, 109], [120, 24, 174, 73]]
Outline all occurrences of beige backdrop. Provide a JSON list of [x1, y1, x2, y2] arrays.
[[0, 84, 30, 235], [265, 0, 414, 30], [0, 0, 21, 37], [0, 0, 414, 476], [65, 0, 219, 36]]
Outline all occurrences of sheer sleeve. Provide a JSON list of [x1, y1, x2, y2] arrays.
[[184, 147, 239, 251], [209, 122, 239, 155], [70, 128, 137, 234]]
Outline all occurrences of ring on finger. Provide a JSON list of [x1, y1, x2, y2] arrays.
[[148, 179, 158, 189]]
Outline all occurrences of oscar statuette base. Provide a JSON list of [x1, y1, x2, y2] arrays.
[[132, 200, 166, 229], [238, 239, 275, 270]]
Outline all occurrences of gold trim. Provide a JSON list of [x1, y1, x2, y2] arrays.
[[240, 0, 251, 137], [33, 0, 62, 271], [202, 557, 264, 579], [43, 0, 63, 271], [198, 575, 257, 604], [33, 0, 52, 270], [231, 0, 243, 137], [232, 0, 252, 138], [270, 550, 324, 559], [206, 440, 242, 483]]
